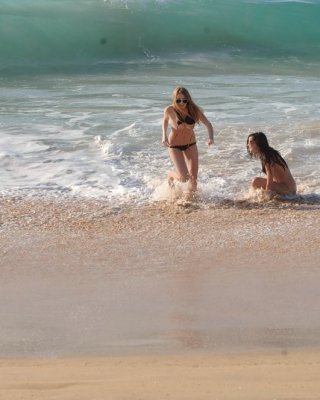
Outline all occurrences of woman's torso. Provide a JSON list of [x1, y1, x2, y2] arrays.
[[270, 163, 297, 193], [168, 107, 196, 146]]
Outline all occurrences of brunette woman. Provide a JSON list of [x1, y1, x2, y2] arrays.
[[247, 132, 296, 195]]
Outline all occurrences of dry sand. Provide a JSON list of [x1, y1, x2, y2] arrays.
[[1, 197, 320, 399], [1, 351, 320, 400]]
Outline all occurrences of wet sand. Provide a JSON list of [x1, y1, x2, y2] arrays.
[[1, 197, 320, 398]]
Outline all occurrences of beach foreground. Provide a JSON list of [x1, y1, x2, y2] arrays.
[[1, 351, 320, 400], [1, 197, 320, 399]]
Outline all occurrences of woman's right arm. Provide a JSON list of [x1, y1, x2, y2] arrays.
[[162, 107, 170, 146]]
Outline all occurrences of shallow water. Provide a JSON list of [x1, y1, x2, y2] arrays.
[[1, 68, 319, 207]]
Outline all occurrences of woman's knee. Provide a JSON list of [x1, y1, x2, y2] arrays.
[[251, 177, 266, 189], [251, 177, 259, 187]]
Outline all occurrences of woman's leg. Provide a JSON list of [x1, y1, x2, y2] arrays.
[[251, 177, 267, 190], [183, 144, 199, 192], [252, 177, 294, 194], [167, 148, 189, 185]]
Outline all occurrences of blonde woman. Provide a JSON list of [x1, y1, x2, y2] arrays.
[[162, 87, 214, 193]]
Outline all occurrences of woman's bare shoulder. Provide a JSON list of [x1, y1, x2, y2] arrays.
[[164, 105, 175, 113], [163, 105, 176, 120]]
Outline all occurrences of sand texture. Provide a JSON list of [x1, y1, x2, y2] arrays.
[[1, 197, 320, 399]]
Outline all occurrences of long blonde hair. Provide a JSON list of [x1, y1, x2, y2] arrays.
[[172, 87, 202, 123]]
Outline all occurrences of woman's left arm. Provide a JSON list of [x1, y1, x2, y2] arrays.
[[199, 112, 214, 145]]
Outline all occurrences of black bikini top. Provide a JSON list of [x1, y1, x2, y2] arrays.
[[176, 110, 195, 126]]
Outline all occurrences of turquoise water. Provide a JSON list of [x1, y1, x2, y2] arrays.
[[0, 0, 319, 205], [1, 0, 320, 69]]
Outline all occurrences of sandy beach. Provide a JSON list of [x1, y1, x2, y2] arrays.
[[1, 351, 320, 400], [1, 196, 320, 399]]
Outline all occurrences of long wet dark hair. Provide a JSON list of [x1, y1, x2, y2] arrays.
[[247, 132, 288, 173]]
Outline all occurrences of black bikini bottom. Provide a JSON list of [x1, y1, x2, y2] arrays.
[[169, 142, 196, 152]]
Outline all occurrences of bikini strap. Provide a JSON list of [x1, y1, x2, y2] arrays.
[[175, 109, 184, 122]]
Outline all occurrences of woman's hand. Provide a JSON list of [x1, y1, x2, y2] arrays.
[[207, 138, 214, 146], [162, 137, 169, 147]]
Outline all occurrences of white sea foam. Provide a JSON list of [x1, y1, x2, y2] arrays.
[[0, 68, 319, 206]]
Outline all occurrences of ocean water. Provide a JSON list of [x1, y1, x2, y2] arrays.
[[1, 0, 320, 208]]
